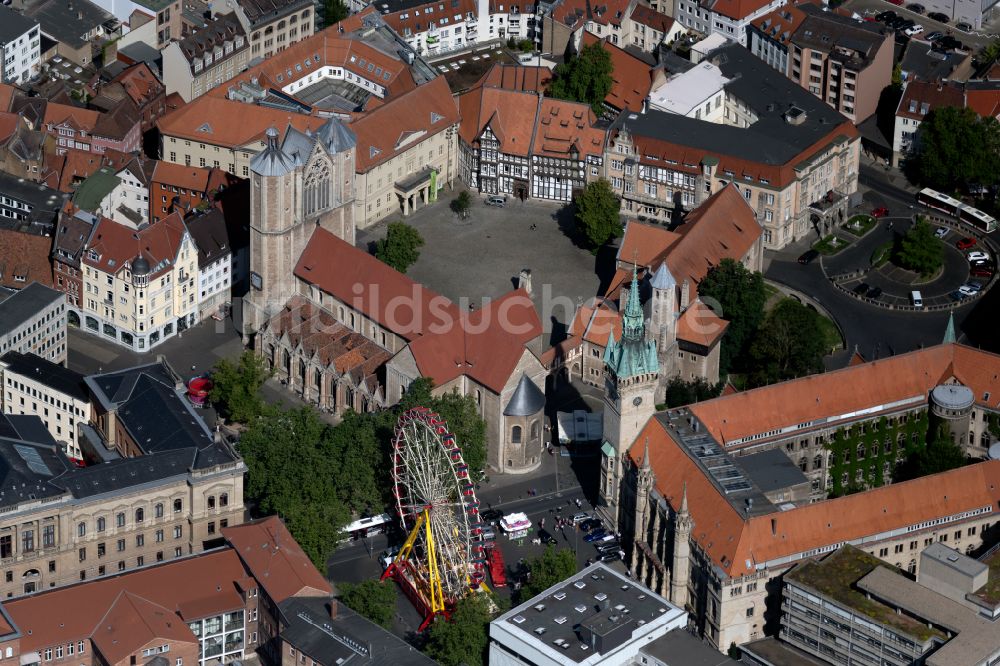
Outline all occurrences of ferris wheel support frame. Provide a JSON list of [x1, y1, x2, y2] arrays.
[[380, 508, 450, 631]]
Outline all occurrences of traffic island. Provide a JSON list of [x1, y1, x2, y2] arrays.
[[843, 215, 877, 238]]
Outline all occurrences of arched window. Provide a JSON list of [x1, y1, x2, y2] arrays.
[[135, 508, 144, 523], [97, 517, 106, 532], [530, 420, 539, 440], [77, 522, 86, 537], [511, 425, 522, 444], [813, 454, 823, 469], [304, 159, 331, 215], [857, 444, 865, 460]]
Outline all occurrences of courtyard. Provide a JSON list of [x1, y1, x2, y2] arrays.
[[357, 191, 607, 343]]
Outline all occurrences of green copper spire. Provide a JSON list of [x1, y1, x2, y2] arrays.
[[603, 264, 660, 379], [943, 312, 956, 344]]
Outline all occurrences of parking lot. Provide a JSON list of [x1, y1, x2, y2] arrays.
[[842, 0, 999, 50]]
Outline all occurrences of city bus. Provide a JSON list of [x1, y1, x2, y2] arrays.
[[918, 188, 998, 233], [342, 513, 392, 541]]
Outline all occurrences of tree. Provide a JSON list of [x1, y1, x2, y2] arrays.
[[322, 0, 348, 26], [376, 222, 425, 273], [896, 218, 943, 276], [697, 259, 768, 376], [519, 546, 578, 600], [663, 376, 723, 408], [747, 299, 826, 387], [209, 351, 272, 423], [913, 107, 1000, 191], [424, 594, 497, 666], [549, 42, 614, 114], [338, 580, 398, 628], [574, 179, 622, 248], [450, 190, 472, 217], [895, 423, 968, 481], [401, 378, 488, 477]]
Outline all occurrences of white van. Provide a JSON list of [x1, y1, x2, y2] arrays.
[[911, 290, 923, 308]]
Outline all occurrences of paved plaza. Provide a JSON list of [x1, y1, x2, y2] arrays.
[[358, 192, 606, 342]]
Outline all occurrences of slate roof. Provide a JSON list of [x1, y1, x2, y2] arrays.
[[0, 351, 87, 401], [0, 5, 38, 43], [184, 207, 231, 269], [278, 596, 438, 666], [0, 435, 70, 505], [503, 374, 545, 416], [0, 282, 63, 338]]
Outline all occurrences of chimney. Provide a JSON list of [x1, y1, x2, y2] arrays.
[[680, 278, 690, 309], [517, 268, 533, 295], [329, 598, 339, 618]]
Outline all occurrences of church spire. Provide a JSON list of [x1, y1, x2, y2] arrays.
[[622, 263, 645, 340], [641, 437, 651, 472], [602, 264, 659, 379], [943, 312, 956, 344]]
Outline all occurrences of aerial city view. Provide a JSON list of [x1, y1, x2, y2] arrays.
[[2, 0, 1000, 661]]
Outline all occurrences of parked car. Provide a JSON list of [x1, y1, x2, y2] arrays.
[[961, 281, 983, 294], [868, 286, 883, 300], [798, 249, 819, 264], [580, 518, 602, 531], [927, 11, 948, 22], [905, 23, 926, 37], [485, 195, 507, 207], [571, 512, 590, 524], [924, 30, 943, 40], [379, 546, 401, 570], [897, 19, 916, 32], [956, 21, 972, 31], [934, 226, 948, 238], [968, 250, 991, 262], [596, 540, 621, 553], [482, 526, 497, 540], [950, 290, 968, 301], [853, 283, 871, 296], [592, 532, 617, 544], [957, 237, 977, 250], [538, 529, 558, 545], [906, 3, 925, 12], [584, 529, 608, 543], [935, 35, 964, 50], [876, 10, 897, 20], [970, 266, 994, 278], [480, 508, 503, 524], [887, 0, 904, 5], [872, 206, 890, 217], [597, 550, 621, 562]]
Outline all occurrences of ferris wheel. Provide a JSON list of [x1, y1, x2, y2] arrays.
[[381, 407, 488, 630]]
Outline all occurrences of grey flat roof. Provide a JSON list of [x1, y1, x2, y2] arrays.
[[0, 282, 64, 339], [493, 563, 686, 664], [739, 449, 809, 494], [640, 629, 740, 666], [0, 5, 38, 43], [921, 542, 989, 579], [24, 0, 114, 49], [739, 636, 830, 666], [614, 44, 851, 168], [0, 351, 88, 402]]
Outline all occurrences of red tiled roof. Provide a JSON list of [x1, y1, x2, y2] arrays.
[[91, 592, 198, 664], [676, 299, 728, 347], [553, 0, 631, 28], [707, 0, 782, 21], [629, 409, 1000, 577], [0, 229, 54, 289], [751, 3, 807, 43], [965, 86, 1000, 119], [473, 64, 552, 93], [4, 550, 249, 653], [0, 111, 18, 142], [152, 161, 215, 192], [582, 33, 655, 112], [349, 76, 459, 172], [382, 0, 478, 35], [690, 343, 1000, 446], [83, 212, 187, 280], [535, 97, 606, 159], [618, 224, 681, 268], [113, 62, 164, 105], [45, 147, 133, 192], [43, 102, 100, 132], [895, 79, 964, 121], [223, 516, 332, 602], [294, 229, 542, 393], [458, 86, 540, 157], [628, 4, 676, 33]]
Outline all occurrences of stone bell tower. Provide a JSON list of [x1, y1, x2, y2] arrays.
[[599, 265, 658, 531]]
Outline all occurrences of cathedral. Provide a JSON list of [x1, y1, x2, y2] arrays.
[[241, 119, 548, 474]]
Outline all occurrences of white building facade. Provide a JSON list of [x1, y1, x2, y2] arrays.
[[674, 0, 787, 46], [0, 283, 68, 365], [0, 9, 41, 85]]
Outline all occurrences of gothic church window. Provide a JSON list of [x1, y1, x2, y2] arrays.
[[304, 159, 332, 215]]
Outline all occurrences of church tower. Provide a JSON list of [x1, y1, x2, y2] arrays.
[[648, 261, 678, 397], [599, 265, 658, 531], [670, 482, 693, 609], [242, 119, 357, 339]]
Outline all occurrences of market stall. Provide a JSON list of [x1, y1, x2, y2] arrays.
[[499, 512, 532, 540]]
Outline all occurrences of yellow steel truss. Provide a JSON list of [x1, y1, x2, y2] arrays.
[[392, 509, 446, 615]]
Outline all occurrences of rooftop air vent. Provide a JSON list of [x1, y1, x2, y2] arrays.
[[784, 106, 807, 125]]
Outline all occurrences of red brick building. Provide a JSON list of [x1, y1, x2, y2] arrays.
[[150, 162, 239, 222]]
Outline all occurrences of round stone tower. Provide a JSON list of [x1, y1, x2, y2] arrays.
[[929, 385, 975, 452]]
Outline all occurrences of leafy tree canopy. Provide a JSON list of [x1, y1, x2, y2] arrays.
[[376, 222, 425, 273], [747, 299, 827, 387], [662, 376, 723, 408], [338, 580, 398, 628], [450, 191, 472, 215], [549, 42, 614, 114], [209, 350, 272, 423], [519, 546, 578, 601], [697, 258, 768, 375], [895, 423, 968, 481], [914, 106, 1000, 192], [895, 218, 943, 277], [424, 593, 498, 666], [574, 179, 622, 249], [322, 0, 348, 26]]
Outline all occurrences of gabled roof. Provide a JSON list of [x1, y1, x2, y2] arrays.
[[473, 63, 552, 93], [223, 516, 332, 602], [152, 161, 217, 193], [676, 299, 727, 347], [42, 102, 100, 132], [895, 79, 965, 121], [458, 86, 540, 157], [582, 33, 655, 113], [91, 592, 197, 665], [0, 229, 54, 289], [157, 95, 328, 148], [752, 3, 807, 44], [628, 4, 676, 33], [350, 76, 459, 172], [83, 212, 187, 280], [704, 0, 781, 21], [629, 408, 1000, 578], [113, 62, 164, 106]]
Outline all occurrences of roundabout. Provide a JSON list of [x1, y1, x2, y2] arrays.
[[825, 215, 997, 311]]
